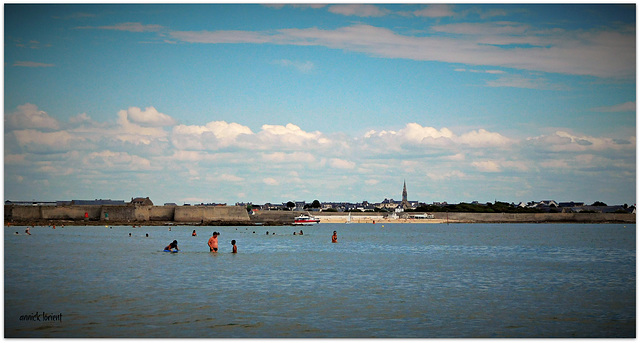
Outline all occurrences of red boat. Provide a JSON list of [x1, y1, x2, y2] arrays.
[[293, 214, 320, 225]]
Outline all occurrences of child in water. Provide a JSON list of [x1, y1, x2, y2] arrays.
[[164, 240, 179, 252], [231, 240, 237, 253], [332, 231, 338, 243]]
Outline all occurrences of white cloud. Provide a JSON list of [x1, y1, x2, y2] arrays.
[[83, 150, 153, 171], [485, 75, 561, 90], [527, 131, 636, 152], [329, 158, 356, 169], [273, 59, 315, 73], [13, 61, 54, 67], [217, 174, 245, 182], [412, 5, 456, 18], [364, 123, 511, 149], [261, 152, 316, 163], [428, 170, 467, 181], [69, 113, 92, 124], [172, 121, 252, 150], [13, 129, 80, 153], [78, 22, 164, 32], [121, 106, 177, 127], [263, 177, 279, 186], [169, 23, 634, 78], [5, 154, 26, 164], [328, 4, 388, 17], [592, 101, 635, 112], [256, 123, 331, 148], [6, 103, 60, 130], [170, 30, 271, 44], [458, 129, 513, 147], [472, 160, 502, 172]]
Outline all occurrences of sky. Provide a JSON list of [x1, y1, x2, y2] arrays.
[[3, 3, 636, 206]]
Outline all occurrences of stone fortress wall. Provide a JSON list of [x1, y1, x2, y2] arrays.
[[4, 205, 635, 225], [5, 205, 251, 224]]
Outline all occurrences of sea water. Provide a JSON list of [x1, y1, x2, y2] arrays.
[[4, 223, 635, 338]]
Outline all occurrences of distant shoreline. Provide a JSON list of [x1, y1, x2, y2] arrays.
[[5, 212, 635, 227]]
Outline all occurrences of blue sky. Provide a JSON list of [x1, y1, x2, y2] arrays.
[[4, 4, 636, 206]]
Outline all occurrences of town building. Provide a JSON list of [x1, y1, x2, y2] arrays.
[[130, 197, 153, 206]]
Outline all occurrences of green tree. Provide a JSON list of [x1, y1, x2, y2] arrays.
[[591, 201, 607, 206], [311, 200, 321, 208], [286, 201, 295, 210]]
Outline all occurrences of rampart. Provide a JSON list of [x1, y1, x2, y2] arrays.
[[4, 205, 634, 225], [5, 205, 250, 225]]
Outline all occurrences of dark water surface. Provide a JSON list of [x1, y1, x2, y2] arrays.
[[4, 223, 635, 337]]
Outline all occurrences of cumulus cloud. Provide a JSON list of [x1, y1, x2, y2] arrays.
[[458, 129, 513, 147], [12, 130, 80, 153], [172, 121, 253, 150], [115, 108, 173, 145], [4, 102, 634, 205], [6, 103, 60, 130], [82, 150, 153, 171], [120, 106, 177, 127], [69, 113, 92, 125], [256, 123, 331, 148], [364, 123, 511, 149]]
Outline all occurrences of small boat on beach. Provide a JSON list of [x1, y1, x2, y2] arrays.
[[294, 214, 320, 225]]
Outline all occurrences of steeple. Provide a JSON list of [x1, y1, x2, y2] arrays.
[[402, 180, 407, 202], [401, 180, 410, 210]]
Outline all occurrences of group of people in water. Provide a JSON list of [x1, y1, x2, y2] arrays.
[[163, 231, 237, 253], [163, 229, 338, 253]]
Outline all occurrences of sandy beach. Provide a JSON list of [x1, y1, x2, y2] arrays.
[[315, 215, 448, 224]]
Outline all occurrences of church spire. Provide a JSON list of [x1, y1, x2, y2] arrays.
[[402, 180, 407, 202]]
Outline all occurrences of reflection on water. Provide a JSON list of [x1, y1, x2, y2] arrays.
[[5, 223, 635, 337]]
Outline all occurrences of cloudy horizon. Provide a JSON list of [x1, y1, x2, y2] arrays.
[[4, 4, 636, 206]]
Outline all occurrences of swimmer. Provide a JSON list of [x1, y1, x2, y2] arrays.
[[331, 231, 338, 243], [231, 240, 237, 253], [299, 230, 303, 235], [145, 233, 149, 237], [25, 227, 31, 235], [208, 232, 219, 252], [192, 230, 197, 236], [164, 240, 179, 252], [129, 233, 132, 237]]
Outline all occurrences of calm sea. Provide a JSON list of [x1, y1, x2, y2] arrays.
[[4, 223, 635, 338]]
